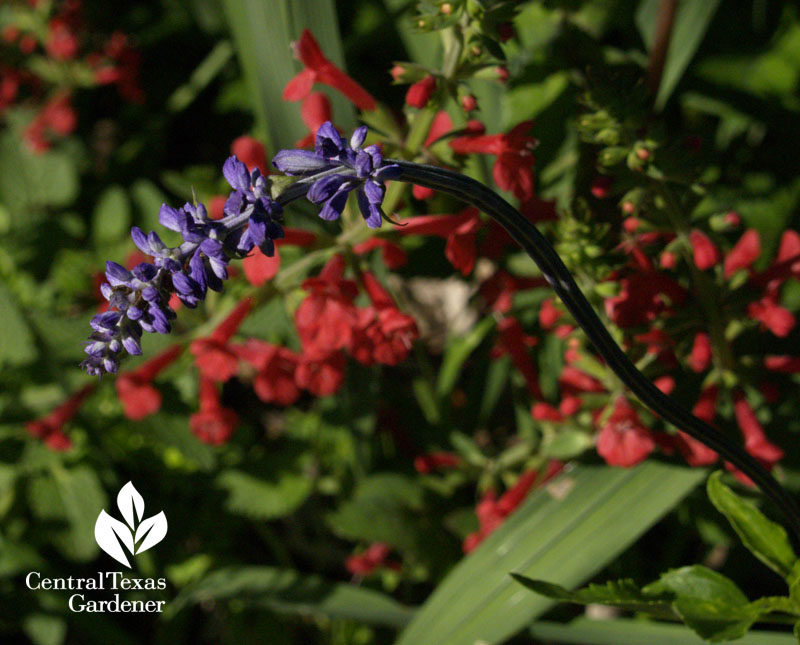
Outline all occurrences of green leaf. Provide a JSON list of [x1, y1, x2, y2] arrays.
[[92, 185, 131, 245], [397, 462, 705, 645], [544, 428, 594, 460], [707, 471, 797, 579], [436, 317, 495, 398], [28, 466, 106, 561], [0, 284, 37, 367], [327, 474, 425, 552], [217, 467, 313, 520], [530, 617, 797, 645], [511, 575, 674, 614], [220, 0, 354, 153], [635, 0, 722, 110], [166, 566, 414, 628], [644, 565, 759, 642], [23, 614, 67, 645]]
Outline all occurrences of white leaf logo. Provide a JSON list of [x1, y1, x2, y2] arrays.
[[94, 481, 168, 568]]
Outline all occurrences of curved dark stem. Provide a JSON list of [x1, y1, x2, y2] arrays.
[[392, 159, 800, 543]]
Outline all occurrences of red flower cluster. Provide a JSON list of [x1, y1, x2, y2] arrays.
[[116, 345, 182, 420], [3, 0, 142, 151]]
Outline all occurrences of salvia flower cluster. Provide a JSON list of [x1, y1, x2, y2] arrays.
[[273, 121, 400, 227]]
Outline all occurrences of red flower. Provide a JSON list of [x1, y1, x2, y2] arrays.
[[596, 397, 655, 467], [674, 431, 718, 467], [236, 340, 301, 406], [414, 452, 461, 473], [46, 19, 79, 60], [406, 75, 437, 108], [190, 377, 238, 445], [532, 402, 563, 422], [295, 255, 359, 353], [349, 273, 419, 366], [231, 136, 268, 175], [243, 227, 318, 286], [450, 120, 537, 201], [296, 92, 332, 147], [747, 296, 795, 338], [492, 317, 542, 398], [688, 332, 712, 372], [283, 30, 376, 111], [479, 270, 546, 314], [559, 365, 604, 393], [352, 238, 407, 269], [116, 345, 182, 420], [539, 298, 563, 329], [590, 176, 612, 199], [689, 230, 720, 270], [26, 384, 95, 450], [765, 355, 800, 373], [724, 229, 760, 278], [295, 350, 346, 397], [604, 271, 686, 328], [692, 385, 718, 423], [395, 208, 482, 275], [190, 299, 252, 382], [345, 543, 398, 576], [733, 391, 783, 468]]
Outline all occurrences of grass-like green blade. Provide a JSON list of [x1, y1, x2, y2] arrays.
[[530, 617, 796, 645], [396, 462, 705, 645], [220, 0, 355, 153]]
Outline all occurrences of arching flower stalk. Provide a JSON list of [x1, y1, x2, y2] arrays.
[[81, 121, 800, 543]]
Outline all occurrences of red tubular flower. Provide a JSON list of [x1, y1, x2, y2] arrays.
[[116, 345, 183, 420], [406, 75, 437, 108], [26, 384, 95, 450], [559, 395, 582, 416], [190, 299, 253, 382], [236, 340, 301, 406], [747, 296, 795, 338], [450, 120, 537, 201], [190, 377, 238, 445], [349, 273, 419, 366], [692, 385, 718, 423], [559, 365, 604, 394], [660, 250, 677, 269], [590, 176, 612, 199], [596, 397, 655, 468], [46, 18, 79, 60], [765, 355, 800, 373], [296, 255, 359, 353], [295, 350, 346, 397], [352, 237, 408, 270], [395, 208, 482, 275], [688, 332, 712, 372], [493, 317, 542, 398], [242, 227, 318, 286], [479, 271, 546, 314], [532, 402, 563, 422], [296, 92, 333, 147], [283, 30, 376, 111], [689, 230, 720, 270], [674, 431, 718, 467], [345, 543, 397, 576], [414, 452, 461, 473], [733, 391, 784, 468], [413, 111, 455, 197], [231, 136, 268, 175], [724, 229, 760, 278], [604, 271, 686, 328], [754, 230, 800, 289], [539, 298, 563, 329]]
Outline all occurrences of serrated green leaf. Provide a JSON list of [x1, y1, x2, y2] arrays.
[[217, 467, 313, 520], [166, 566, 414, 627], [397, 462, 704, 645], [511, 575, 674, 614], [707, 472, 797, 579], [644, 565, 758, 642]]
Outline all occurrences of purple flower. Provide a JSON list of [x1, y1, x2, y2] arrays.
[[273, 122, 400, 228]]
